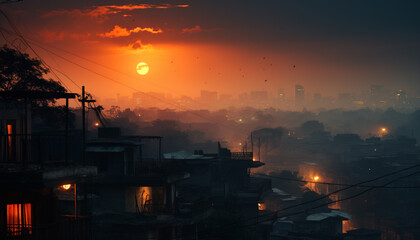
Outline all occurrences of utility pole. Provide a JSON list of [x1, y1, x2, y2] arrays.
[[78, 86, 96, 217], [251, 134, 254, 154], [79, 86, 95, 166], [82, 86, 86, 165]]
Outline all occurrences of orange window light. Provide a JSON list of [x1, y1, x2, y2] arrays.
[[7, 124, 13, 135], [7, 203, 32, 236], [7, 124, 14, 158]]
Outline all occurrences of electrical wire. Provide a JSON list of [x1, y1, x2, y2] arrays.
[[0, 10, 74, 93], [0, 28, 81, 107], [256, 163, 420, 218], [197, 162, 420, 238], [13, 36, 221, 111], [0, 18, 244, 131], [199, 169, 420, 239], [0, 12, 82, 108], [16, 39, 240, 129], [255, 172, 420, 189]]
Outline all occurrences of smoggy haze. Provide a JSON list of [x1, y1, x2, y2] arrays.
[[1, 0, 419, 102]]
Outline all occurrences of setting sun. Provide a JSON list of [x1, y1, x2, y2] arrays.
[[136, 62, 149, 75]]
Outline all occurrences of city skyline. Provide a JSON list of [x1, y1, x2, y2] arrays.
[[0, 0, 419, 102], [2, 1, 420, 239], [96, 84, 419, 112]]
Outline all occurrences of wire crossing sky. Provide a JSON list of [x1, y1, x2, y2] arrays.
[[0, 0, 419, 100]]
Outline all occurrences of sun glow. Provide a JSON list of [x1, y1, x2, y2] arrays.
[[136, 62, 149, 75]]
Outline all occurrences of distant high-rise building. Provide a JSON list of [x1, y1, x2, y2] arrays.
[[395, 89, 408, 105], [278, 88, 285, 102], [370, 85, 385, 104], [295, 84, 305, 106]]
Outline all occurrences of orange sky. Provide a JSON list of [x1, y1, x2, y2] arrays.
[[1, 0, 419, 103]]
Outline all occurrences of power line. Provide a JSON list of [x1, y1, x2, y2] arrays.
[[14, 37, 221, 111], [0, 23, 82, 93], [42, 56, 82, 90], [279, 169, 420, 218], [15, 39, 240, 129], [0, 27, 82, 107], [0, 10, 74, 93], [0, 19, 242, 130], [0, 10, 86, 110], [259, 163, 420, 216], [200, 169, 420, 239], [198, 162, 420, 239], [255, 172, 420, 189], [257, 169, 420, 224]]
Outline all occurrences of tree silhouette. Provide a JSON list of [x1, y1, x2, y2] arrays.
[[298, 120, 325, 137], [0, 45, 73, 129], [0, 45, 66, 104]]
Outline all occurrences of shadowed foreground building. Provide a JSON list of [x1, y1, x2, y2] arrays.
[[0, 93, 97, 240], [86, 127, 271, 239], [87, 128, 199, 239]]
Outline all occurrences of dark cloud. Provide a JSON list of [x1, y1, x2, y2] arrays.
[[1, 0, 419, 93]]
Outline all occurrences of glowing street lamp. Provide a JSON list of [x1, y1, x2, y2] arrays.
[[59, 184, 77, 218], [379, 127, 388, 137], [60, 184, 72, 190]]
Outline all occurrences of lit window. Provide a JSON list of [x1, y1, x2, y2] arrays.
[[7, 124, 13, 135], [6, 203, 32, 236], [258, 202, 266, 210], [6, 124, 16, 161]]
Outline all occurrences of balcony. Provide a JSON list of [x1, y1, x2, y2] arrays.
[[0, 133, 82, 167], [231, 152, 253, 161], [1, 215, 91, 240]]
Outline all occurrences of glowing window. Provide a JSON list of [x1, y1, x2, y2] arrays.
[[6, 203, 32, 236], [7, 124, 13, 135], [6, 124, 15, 161], [258, 202, 266, 210]]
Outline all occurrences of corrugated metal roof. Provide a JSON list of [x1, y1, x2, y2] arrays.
[[272, 188, 290, 196], [306, 210, 351, 221]]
